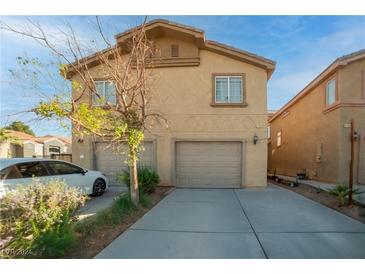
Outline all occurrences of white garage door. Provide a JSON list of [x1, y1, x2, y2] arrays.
[[175, 141, 242, 188], [95, 142, 154, 184]]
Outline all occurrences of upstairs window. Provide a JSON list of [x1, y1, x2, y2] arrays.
[[93, 81, 116, 105], [326, 78, 336, 106], [276, 131, 282, 147], [171, 44, 179, 57], [215, 76, 243, 103]]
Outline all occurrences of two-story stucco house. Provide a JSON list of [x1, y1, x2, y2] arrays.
[[268, 50, 365, 185], [70, 19, 276, 188]]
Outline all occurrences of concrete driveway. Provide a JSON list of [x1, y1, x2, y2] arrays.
[[95, 185, 365, 258]]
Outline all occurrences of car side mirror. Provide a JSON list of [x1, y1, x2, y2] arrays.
[[80, 169, 87, 175]]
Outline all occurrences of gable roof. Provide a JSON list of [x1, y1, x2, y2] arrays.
[[6, 131, 71, 145], [7, 130, 42, 143], [37, 135, 71, 145], [269, 49, 365, 123], [68, 19, 275, 79]]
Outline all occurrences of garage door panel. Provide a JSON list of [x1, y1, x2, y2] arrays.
[[95, 142, 154, 184], [176, 141, 242, 188]]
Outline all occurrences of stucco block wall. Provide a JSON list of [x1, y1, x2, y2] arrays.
[[72, 49, 269, 187]]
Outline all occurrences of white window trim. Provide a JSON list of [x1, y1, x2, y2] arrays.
[[326, 78, 336, 106], [93, 80, 116, 106], [214, 76, 243, 104]]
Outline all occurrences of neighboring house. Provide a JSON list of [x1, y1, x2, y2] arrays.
[[268, 50, 365, 185], [0, 131, 72, 158], [70, 19, 276, 187], [36, 135, 72, 156]]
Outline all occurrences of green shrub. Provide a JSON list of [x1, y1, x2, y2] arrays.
[[118, 166, 160, 194], [329, 184, 363, 207], [0, 180, 86, 258]]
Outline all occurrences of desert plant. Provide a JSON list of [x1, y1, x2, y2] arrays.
[[118, 166, 160, 194], [329, 184, 363, 207], [0, 179, 86, 258]]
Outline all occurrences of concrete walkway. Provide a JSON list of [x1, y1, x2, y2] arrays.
[[274, 174, 365, 204], [95, 185, 365, 259]]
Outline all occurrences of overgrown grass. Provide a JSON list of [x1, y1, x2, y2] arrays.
[[75, 191, 151, 237]]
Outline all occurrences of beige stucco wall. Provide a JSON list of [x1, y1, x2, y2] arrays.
[[0, 142, 12, 158], [269, 58, 365, 184], [23, 142, 36, 157], [337, 58, 365, 184], [268, 75, 341, 183], [72, 48, 269, 187], [153, 36, 199, 58], [0, 142, 23, 158]]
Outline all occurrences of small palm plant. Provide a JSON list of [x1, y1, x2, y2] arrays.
[[329, 184, 363, 207]]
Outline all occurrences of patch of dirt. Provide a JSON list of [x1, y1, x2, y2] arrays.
[[270, 179, 365, 224], [65, 186, 173, 259]]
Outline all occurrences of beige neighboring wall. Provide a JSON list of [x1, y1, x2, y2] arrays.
[[269, 53, 365, 184], [0, 142, 23, 158], [71, 20, 274, 188], [338, 58, 365, 184]]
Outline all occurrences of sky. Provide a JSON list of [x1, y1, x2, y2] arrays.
[[0, 15, 365, 136]]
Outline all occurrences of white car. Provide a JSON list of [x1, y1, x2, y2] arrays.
[[0, 158, 109, 198]]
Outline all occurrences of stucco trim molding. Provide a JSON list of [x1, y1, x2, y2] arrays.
[[323, 101, 365, 114], [139, 57, 200, 68]]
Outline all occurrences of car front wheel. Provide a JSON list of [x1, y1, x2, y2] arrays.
[[92, 178, 106, 196]]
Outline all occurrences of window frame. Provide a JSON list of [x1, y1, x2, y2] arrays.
[[276, 131, 282, 147], [211, 73, 247, 107], [325, 78, 337, 106], [93, 80, 116, 106]]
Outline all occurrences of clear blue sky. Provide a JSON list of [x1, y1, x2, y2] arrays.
[[1, 15, 364, 136]]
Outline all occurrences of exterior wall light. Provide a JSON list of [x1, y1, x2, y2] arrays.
[[253, 133, 258, 145]]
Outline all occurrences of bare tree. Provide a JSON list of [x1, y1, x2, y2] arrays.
[[0, 16, 165, 205]]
